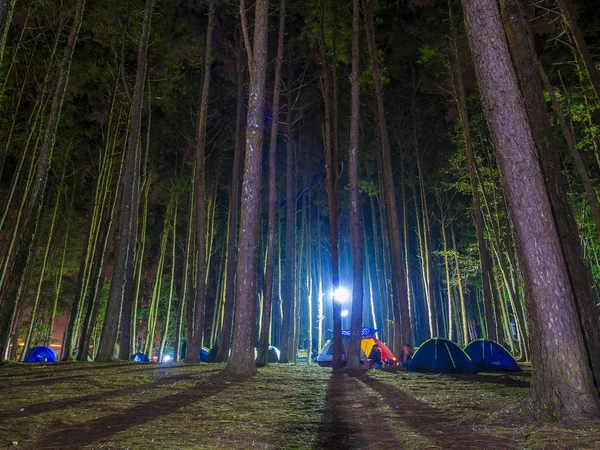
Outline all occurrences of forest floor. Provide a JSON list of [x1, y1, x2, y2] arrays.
[[0, 362, 599, 449]]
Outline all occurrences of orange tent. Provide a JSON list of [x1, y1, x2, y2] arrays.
[[361, 338, 396, 363]]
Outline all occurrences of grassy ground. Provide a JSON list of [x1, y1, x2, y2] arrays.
[[0, 362, 599, 449]]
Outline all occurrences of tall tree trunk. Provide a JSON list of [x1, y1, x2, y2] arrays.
[[363, 0, 411, 352], [502, 0, 600, 383], [280, 84, 296, 363], [216, 33, 245, 363], [95, 0, 152, 362], [437, 195, 453, 340], [257, 0, 286, 367], [346, 0, 363, 371], [318, 1, 343, 369], [175, 179, 195, 360], [185, 0, 215, 363], [448, 0, 495, 341], [450, 224, 468, 345], [159, 194, 178, 361], [0, 0, 86, 363], [223, 0, 269, 378], [462, 0, 600, 418]]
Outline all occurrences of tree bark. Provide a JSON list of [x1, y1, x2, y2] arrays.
[[502, 0, 600, 385], [223, 0, 269, 378], [462, 0, 600, 418], [257, 0, 286, 367], [346, 0, 363, 371]]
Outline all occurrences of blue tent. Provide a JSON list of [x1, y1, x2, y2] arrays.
[[130, 352, 150, 362], [24, 346, 56, 363], [200, 347, 210, 362], [408, 338, 473, 373], [464, 339, 521, 372]]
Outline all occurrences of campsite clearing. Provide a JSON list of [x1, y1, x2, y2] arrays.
[[0, 363, 599, 449]]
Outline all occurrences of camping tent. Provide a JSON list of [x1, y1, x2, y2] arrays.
[[268, 346, 280, 363], [360, 338, 396, 363], [408, 338, 473, 373], [200, 347, 210, 362], [130, 352, 150, 362], [24, 346, 56, 363], [464, 339, 521, 372], [316, 339, 368, 365]]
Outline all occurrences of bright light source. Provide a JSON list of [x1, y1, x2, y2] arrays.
[[162, 355, 173, 363], [341, 310, 349, 318], [332, 287, 350, 303]]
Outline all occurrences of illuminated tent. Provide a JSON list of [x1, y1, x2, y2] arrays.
[[200, 347, 210, 362], [360, 338, 396, 363], [24, 346, 56, 363], [130, 352, 151, 362], [316, 339, 368, 365], [408, 338, 473, 373], [464, 339, 521, 372], [268, 346, 280, 363]]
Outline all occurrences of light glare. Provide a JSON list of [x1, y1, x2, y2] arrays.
[[332, 287, 350, 303]]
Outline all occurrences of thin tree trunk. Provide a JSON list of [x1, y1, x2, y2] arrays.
[[363, 0, 411, 352], [448, 0, 496, 341], [318, 0, 343, 368], [216, 33, 245, 363], [0, 0, 16, 73], [185, 0, 215, 363], [159, 194, 178, 361], [555, 0, 600, 103], [223, 0, 269, 378], [462, 0, 600, 417], [175, 178, 195, 360], [346, 0, 363, 371], [281, 84, 296, 363], [257, 0, 286, 367], [95, 0, 151, 362]]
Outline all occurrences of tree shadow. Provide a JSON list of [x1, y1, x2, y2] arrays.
[[317, 369, 357, 449], [360, 374, 519, 449], [2, 373, 92, 388], [30, 373, 236, 449], [0, 371, 220, 419], [449, 372, 530, 388], [0, 362, 134, 379]]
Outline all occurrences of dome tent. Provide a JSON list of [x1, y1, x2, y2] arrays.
[[200, 347, 210, 362], [24, 346, 56, 363], [268, 346, 280, 363], [130, 352, 151, 362], [464, 339, 521, 372], [408, 338, 473, 373]]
